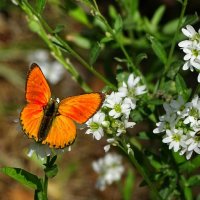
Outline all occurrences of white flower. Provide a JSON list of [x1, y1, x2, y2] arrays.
[[179, 147, 193, 160], [154, 95, 200, 159], [184, 95, 200, 125], [162, 129, 186, 152], [126, 143, 133, 155], [181, 25, 200, 41], [182, 42, 200, 70], [178, 25, 200, 49], [116, 119, 135, 136], [104, 138, 118, 152], [92, 153, 124, 191], [178, 25, 200, 82], [179, 130, 200, 160], [118, 74, 146, 98], [170, 96, 185, 114], [104, 92, 133, 118], [86, 112, 105, 140], [163, 102, 174, 115], [153, 113, 177, 134], [27, 143, 52, 161], [185, 134, 200, 152]]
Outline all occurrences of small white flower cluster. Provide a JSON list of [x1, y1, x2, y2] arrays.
[[92, 153, 124, 191], [86, 74, 146, 151], [153, 95, 200, 160], [178, 25, 200, 82]]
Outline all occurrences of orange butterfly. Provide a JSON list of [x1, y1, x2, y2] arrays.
[[20, 63, 104, 148]]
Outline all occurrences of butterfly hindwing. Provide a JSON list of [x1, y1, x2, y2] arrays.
[[58, 93, 104, 124], [26, 63, 51, 105], [20, 103, 44, 140], [42, 115, 76, 148]]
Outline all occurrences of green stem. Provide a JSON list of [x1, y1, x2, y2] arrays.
[[118, 141, 162, 200], [20, 0, 115, 91], [164, 0, 188, 75], [53, 37, 117, 89], [43, 156, 50, 200], [91, 0, 146, 85], [156, 0, 188, 93]]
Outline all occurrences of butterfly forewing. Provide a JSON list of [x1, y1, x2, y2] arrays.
[[20, 64, 51, 141], [58, 93, 104, 124], [42, 115, 76, 148], [26, 63, 51, 105]]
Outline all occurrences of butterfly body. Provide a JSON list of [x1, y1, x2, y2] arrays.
[[20, 63, 104, 149], [38, 98, 59, 141]]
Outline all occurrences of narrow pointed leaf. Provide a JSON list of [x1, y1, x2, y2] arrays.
[[149, 36, 167, 64], [89, 42, 102, 65], [1, 167, 42, 190], [35, 0, 46, 14]]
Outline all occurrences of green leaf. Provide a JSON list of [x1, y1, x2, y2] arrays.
[[114, 15, 123, 34], [109, 5, 118, 19], [167, 61, 182, 79], [135, 53, 148, 66], [162, 18, 179, 35], [181, 13, 199, 27], [122, 170, 135, 200], [151, 5, 166, 28], [0, 167, 41, 190], [163, 14, 198, 35], [52, 40, 70, 53], [183, 187, 193, 200], [44, 165, 58, 178], [148, 36, 167, 64], [172, 151, 186, 164], [49, 155, 57, 166], [146, 153, 163, 170], [52, 24, 65, 34], [187, 175, 200, 187], [180, 156, 200, 173], [100, 36, 113, 43], [123, 0, 138, 17], [138, 132, 150, 140], [89, 42, 102, 65], [35, 0, 46, 14], [69, 34, 91, 49], [175, 73, 191, 101], [68, 7, 91, 27], [130, 137, 142, 150]]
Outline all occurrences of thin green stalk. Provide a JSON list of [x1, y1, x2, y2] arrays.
[[53, 37, 117, 89], [118, 141, 162, 200], [156, 0, 188, 93], [164, 0, 188, 74], [91, 0, 146, 85], [43, 156, 50, 200], [20, 0, 116, 91], [20, 0, 92, 92]]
